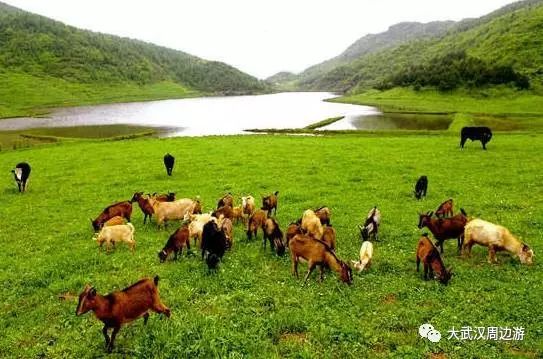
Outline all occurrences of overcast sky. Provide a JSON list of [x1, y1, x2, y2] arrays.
[[4, 0, 518, 79]]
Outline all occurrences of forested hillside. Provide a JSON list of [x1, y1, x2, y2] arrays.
[[0, 2, 268, 117]]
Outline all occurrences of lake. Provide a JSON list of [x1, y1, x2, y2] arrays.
[[0, 92, 380, 137]]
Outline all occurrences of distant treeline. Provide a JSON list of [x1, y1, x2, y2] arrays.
[[377, 51, 530, 91], [0, 8, 267, 94]]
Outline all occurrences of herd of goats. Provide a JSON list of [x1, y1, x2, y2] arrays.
[[10, 140, 535, 352]]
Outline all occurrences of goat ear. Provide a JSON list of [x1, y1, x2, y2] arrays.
[[522, 244, 530, 252], [447, 266, 454, 275], [89, 287, 97, 298], [428, 211, 434, 217]]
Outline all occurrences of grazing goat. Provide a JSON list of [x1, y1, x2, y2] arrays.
[[132, 192, 154, 224], [263, 218, 286, 256], [301, 209, 324, 240], [158, 225, 190, 262], [321, 225, 337, 251], [104, 216, 126, 227], [91, 201, 132, 231], [289, 234, 353, 285], [416, 234, 452, 285], [201, 219, 228, 269], [217, 215, 233, 249], [93, 223, 135, 253], [192, 197, 202, 214], [152, 192, 176, 202], [314, 206, 331, 226], [212, 205, 234, 221], [285, 223, 303, 247], [11, 162, 31, 193], [461, 126, 492, 150], [352, 241, 373, 272], [414, 176, 428, 200], [163, 153, 175, 176], [76, 276, 170, 352], [217, 193, 234, 209], [262, 191, 279, 215], [242, 195, 255, 216], [151, 198, 199, 229], [187, 213, 213, 247], [463, 219, 534, 264], [435, 199, 454, 218], [418, 209, 468, 254], [359, 206, 381, 241], [247, 209, 268, 240]]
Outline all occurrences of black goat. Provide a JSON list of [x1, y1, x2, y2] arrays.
[[414, 175, 428, 200], [460, 127, 492, 150], [11, 162, 31, 193], [201, 220, 228, 269], [163, 154, 175, 176]]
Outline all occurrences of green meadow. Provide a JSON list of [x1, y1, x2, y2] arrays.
[[0, 133, 541, 358]]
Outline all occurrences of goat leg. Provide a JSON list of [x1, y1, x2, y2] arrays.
[[416, 256, 420, 272], [143, 313, 149, 325], [319, 266, 325, 282], [102, 325, 110, 348], [304, 262, 316, 284], [107, 326, 120, 353], [423, 263, 429, 280]]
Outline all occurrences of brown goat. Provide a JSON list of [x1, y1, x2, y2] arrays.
[[314, 206, 331, 226], [322, 226, 337, 251], [218, 216, 234, 249], [132, 192, 154, 224], [285, 223, 303, 247], [263, 218, 286, 256], [262, 191, 279, 215], [418, 209, 468, 254], [192, 197, 202, 214], [416, 234, 452, 285], [435, 199, 454, 218], [76, 276, 170, 352], [289, 234, 352, 285], [158, 225, 190, 262], [247, 209, 268, 240], [91, 201, 132, 231], [104, 216, 126, 227], [213, 205, 234, 221], [217, 193, 234, 209]]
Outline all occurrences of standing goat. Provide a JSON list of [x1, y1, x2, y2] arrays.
[[11, 162, 31, 193], [414, 176, 428, 200], [163, 154, 175, 176], [262, 191, 279, 215], [352, 241, 373, 272], [76, 276, 170, 352], [359, 206, 381, 241], [435, 199, 454, 218], [263, 218, 285, 256], [418, 209, 468, 254], [416, 234, 452, 285]]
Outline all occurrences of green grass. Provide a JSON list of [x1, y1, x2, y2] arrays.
[[333, 87, 543, 116], [0, 133, 541, 358], [0, 72, 201, 118]]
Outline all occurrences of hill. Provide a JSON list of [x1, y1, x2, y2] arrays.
[[294, 21, 455, 90], [288, 0, 543, 93], [0, 2, 268, 117]]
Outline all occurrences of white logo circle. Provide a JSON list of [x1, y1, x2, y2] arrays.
[[419, 323, 434, 338], [427, 329, 442, 343]]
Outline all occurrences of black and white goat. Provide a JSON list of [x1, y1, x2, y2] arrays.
[[358, 206, 381, 241], [11, 162, 31, 193]]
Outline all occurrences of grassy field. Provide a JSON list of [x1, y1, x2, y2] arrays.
[[0, 134, 542, 358], [0, 72, 200, 119], [333, 88, 543, 116]]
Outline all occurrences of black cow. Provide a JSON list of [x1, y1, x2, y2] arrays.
[[460, 127, 492, 150], [163, 153, 175, 176], [201, 220, 228, 269], [11, 162, 31, 193], [414, 175, 428, 200]]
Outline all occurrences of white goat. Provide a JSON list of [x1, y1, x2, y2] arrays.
[[93, 223, 135, 253], [351, 241, 373, 272], [463, 218, 534, 264]]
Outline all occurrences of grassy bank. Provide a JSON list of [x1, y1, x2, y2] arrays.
[[333, 87, 543, 116], [0, 72, 201, 118], [0, 134, 541, 358]]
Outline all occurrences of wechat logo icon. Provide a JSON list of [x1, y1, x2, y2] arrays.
[[419, 323, 441, 343]]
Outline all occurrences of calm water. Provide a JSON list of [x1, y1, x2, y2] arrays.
[[0, 92, 377, 137]]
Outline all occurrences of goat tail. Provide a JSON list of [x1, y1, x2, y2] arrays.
[[274, 191, 279, 196], [460, 208, 467, 216], [154, 275, 160, 286], [127, 222, 135, 233]]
